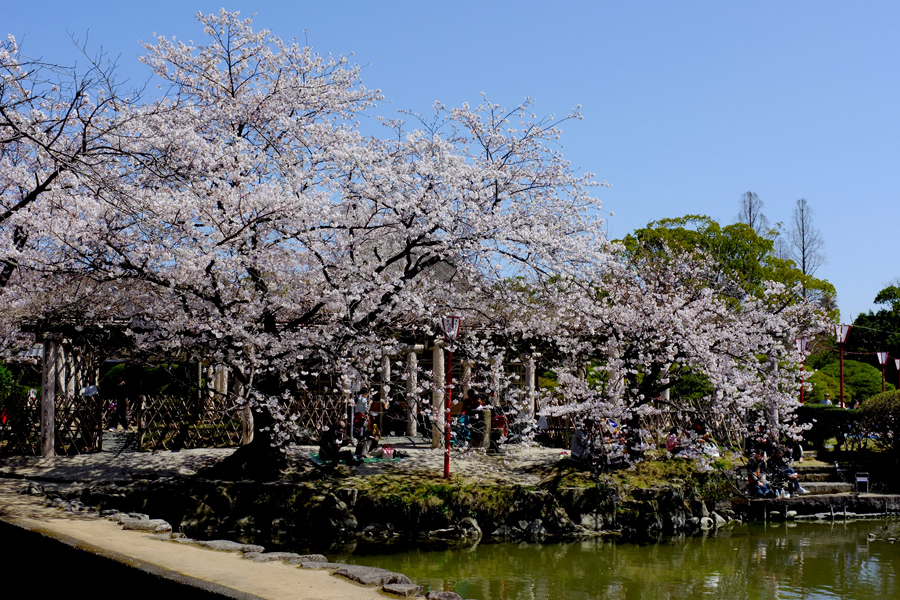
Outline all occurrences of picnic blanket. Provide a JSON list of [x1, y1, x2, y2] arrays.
[[309, 453, 400, 465]]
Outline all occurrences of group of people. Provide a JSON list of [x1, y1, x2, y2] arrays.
[[571, 418, 649, 473], [457, 389, 515, 449], [744, 427, 809, 498], [665, 422, 720, 460], [821, 393, 860, 410]]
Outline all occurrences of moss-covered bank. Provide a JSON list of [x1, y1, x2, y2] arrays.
[[70, 456, 740, 552]]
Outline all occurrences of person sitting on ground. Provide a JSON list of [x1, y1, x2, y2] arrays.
[[769, 446, 808, 496], [318, 420, 362, 466], [571, 418, 594, 463], [666, 427, 684, 456], [748, 466, 773, 498], [355, 430, 380, 459]]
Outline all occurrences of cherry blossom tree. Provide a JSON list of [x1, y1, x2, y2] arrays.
[[534, 242, 826, 459], [0, 11, 606, 468], [0, 34, 147, 290]]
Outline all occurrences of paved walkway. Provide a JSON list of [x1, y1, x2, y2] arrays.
[[0, 442, 567, 600]]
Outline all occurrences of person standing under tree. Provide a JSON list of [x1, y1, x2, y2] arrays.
[[353, 388, 371, 438], [107, 375, 128, 431]]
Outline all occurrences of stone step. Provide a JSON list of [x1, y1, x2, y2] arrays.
[[799, 481, 855, 495], [794, 464, 834, 474], [800, 472, 838, 483]]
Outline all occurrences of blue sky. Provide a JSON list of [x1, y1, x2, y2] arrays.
[[6, 1, 899, 321]]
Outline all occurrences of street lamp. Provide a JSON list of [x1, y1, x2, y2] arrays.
[[440, 315, 462, 480], [835, 324, 852, 408], [795, 338, 809, 404], [877, 352, 888, 393]]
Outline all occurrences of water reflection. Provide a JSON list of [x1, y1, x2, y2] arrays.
[[335, 521, 900, 600]]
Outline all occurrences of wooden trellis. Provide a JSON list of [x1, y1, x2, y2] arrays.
[[283, 392, 347, 444], [137, 395, 245, 451], [55, 394, 104, 455], [0, 394, 104, 457]]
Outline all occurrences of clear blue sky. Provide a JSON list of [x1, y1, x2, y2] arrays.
[[6, 1, 899, 321]]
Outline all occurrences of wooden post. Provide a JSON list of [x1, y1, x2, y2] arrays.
[[432, 341, 445, 449], [380, 353, 391, 434], [54, 341, 67, 398], [406, 348, 419, 437], [41, 336, 59, 457], [524, 355, 536, 422]]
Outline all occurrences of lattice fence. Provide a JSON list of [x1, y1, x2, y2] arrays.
[[137, 396, 245, 451], [1, 390, 362, 455], [56, 395, 104, 454], [0, 394, 104, 456], [0, 394, 39, 456], [284, 392, 348, 444]]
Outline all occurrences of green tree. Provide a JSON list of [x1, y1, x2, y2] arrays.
[[859, 390, 900, 457], [847, 284, 900, 385], [621, 215, 836, 307], [806, 368, 840, 403]]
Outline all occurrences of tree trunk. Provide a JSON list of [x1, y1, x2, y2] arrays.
[[197, 371, 286, 480]]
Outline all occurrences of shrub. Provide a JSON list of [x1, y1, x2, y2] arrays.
[[820, 360, 896, 403], [859, 390, 900, 456], [795, 404, 862, 451], [0, 365, 14, 403]]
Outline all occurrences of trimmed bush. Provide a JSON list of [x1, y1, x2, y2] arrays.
[[795, 404, 862, 451], [859, 390, 900, 456]]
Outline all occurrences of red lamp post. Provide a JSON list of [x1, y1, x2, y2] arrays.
[[877, 352, 888, 393], [795, 337, 809, 404], [835, 324, 852, 408], [440, 315, 462, 480]]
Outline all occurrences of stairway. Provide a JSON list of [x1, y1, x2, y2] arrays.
[[794, 451, 855, 495]]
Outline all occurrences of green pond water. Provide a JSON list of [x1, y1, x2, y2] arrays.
[[333, 521, 900, 600]]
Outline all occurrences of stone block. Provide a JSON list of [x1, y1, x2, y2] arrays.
[[120, 517, 172, 533], [194, 539, 265, 553], [382, 583, 425, 597], [333, 565, 411, 586]]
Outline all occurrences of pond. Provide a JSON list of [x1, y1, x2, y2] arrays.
[[333, 521, 900, 599]]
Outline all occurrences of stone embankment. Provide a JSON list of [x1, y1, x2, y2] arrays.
[[33, 467, 743, 551]]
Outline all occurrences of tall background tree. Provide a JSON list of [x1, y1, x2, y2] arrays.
[[789, 198, 826, 299], [734, 191, 770, 237]]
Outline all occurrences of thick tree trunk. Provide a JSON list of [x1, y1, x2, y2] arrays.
[[198, 371, 286, 480]]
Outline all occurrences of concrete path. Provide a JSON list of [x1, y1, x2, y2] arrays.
[[0, 477, 392, 600]]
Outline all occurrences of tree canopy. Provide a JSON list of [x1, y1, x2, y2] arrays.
[[621, 214, 836, 311]]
